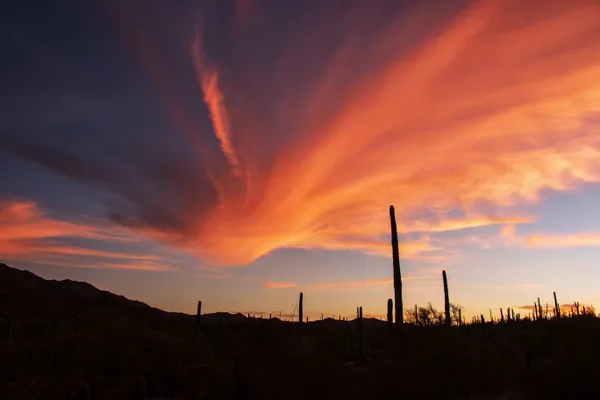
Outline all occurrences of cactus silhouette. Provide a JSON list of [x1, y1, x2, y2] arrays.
[[553, 291, 560, 318], [500, 308, 504, 323], [389, 205, 404, 325], [299, 292, 304, 325], [196, 300, 202, 339], [358, 306, 363, 363], [387, 299, 393, 331], [443, 270, 451, 327], [537, 297, 543, 319]]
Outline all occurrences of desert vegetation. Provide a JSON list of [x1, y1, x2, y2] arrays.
[[1, 205, 599, 399]]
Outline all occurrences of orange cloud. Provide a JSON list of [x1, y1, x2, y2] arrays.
[[527, 233, 600, 249], [191, 30, 241, 176], [0, 200, 134, 244], [182, 0, 600, 266], [0, 200, 176, 271], [264, 282, 297, 289], [33, 258, 176, 272], [405, 216, 534, 234]]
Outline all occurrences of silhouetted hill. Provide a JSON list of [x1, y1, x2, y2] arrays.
[[0, 262, 154, 311], [0, 263, 247, 324]]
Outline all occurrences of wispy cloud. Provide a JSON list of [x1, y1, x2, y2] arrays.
[[32, 258, 177, 272], [466, 225, 600, 252], [405, 216, 534, 234], [526, 232, 600, 249], [264, 281, 297, 289], [191, 29, 241, 176], [0, 199, 179, 271]]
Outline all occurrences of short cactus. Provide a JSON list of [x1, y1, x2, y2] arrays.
[[415, 304, 418, 325]]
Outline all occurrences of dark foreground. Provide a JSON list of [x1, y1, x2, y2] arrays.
[[2, 313, 600, 399]]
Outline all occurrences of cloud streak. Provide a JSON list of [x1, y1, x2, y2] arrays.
[[192, 29, 241, 176], [527, 233, 600, 249], [0, 200, 177, 271], [264, 281, 297, 289]]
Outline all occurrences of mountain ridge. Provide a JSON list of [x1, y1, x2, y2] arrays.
[[0, 263, 249, 324]]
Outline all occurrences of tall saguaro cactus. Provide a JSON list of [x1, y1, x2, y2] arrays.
[[389, 205, 404, 325], [537, 297, 543, 320], [554, 291, 560, 318], [443, 270, 451, 327]]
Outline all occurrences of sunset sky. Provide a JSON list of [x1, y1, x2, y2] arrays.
[[2, 0, 600, 320]]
